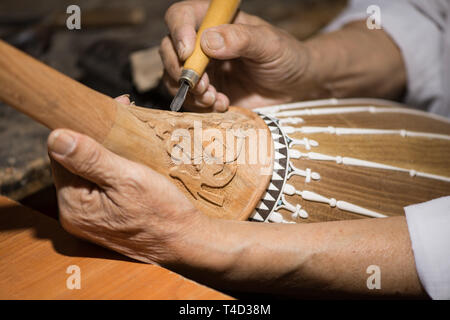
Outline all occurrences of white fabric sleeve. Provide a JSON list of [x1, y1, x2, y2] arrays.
[[324, 0, 444, 115], [404, 196, 450, 300]]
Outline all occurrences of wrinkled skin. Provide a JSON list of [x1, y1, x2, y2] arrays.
[[47, 2, 421, 297], [50, 95, 206, 265], [160, 0, 310, 112], [48, 95, 424, 298]]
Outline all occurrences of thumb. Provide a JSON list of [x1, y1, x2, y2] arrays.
[[47, 129, 122, 188], [200, 24, 280, 62]]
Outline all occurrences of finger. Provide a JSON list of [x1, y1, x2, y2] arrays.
[[191, 84, 217, 107], [159, 36, 183, 81], [201, 24, 281, 62], [179, 86, 216, 111], [178, 89, 229, 112], [191, 72, 210, 96], [160, 36, 210, 96], [162, 71, 181, 97], [47, 129, 127, 188], [164, 0, 264, 60], [212, 92, 229, 112], [164, 0, 210, 60], [50, 157, 79, 190], [50, 156, 94, 202], [115, 94, 131, 105], [50, 157, 98, 217], [163, 71, 216, 110]]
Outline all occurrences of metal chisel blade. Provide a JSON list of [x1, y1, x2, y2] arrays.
[[170, 80, 189, 112]]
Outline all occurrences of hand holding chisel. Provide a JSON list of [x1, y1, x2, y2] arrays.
[[170, 0, 241, 112]]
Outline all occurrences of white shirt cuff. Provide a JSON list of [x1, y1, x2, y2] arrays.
[[405, 196, 450, 300]]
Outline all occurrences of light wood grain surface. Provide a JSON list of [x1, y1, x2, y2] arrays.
[[0, 195, 231, 299], [264, 102, 450, 223]]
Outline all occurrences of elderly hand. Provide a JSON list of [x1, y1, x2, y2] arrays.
[[47, 96, 208, 265], [46, 100, 422, 298], [160, 0, 312, 112]]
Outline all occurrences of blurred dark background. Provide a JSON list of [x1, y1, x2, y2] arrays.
[[0, 0, 346, 216]]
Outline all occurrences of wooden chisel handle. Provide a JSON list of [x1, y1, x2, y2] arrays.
[[181, 0, 241, 87]]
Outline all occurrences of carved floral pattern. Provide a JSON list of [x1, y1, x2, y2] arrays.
[[129, 107, 255, 206]]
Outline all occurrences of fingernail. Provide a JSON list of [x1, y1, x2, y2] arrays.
[[48, 130, 76, 156], [203, 31, 224, 50], [177, 40, 186, 58], [116, 94, 131, 104]]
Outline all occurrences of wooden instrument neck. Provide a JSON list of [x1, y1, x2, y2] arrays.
[[0, 40, 117, 143]]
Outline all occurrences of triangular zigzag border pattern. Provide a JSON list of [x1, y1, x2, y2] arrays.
[[249, 114, 289, 222]]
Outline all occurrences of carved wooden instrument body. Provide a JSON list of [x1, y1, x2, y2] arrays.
[[0, 40, 272, 221], [250, 99, 450, 223], [1, 40, 449, 223]]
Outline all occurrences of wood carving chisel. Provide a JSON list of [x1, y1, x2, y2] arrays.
[[170, 0, 241, 112]]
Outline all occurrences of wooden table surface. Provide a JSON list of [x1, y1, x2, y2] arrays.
[[0, 195, 231, 299]]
